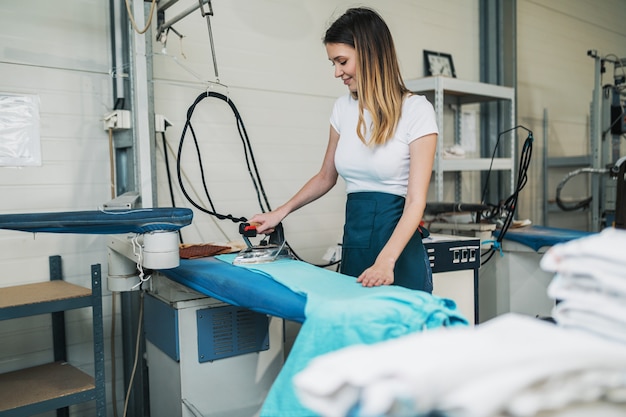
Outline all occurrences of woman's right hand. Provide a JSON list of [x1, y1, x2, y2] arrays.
[[248, 210, 285, 234]]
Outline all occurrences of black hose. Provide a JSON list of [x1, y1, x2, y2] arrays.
[[481, 126, 534, 266], [161, 131, 183, 243], [176, 91, 338, 268], [554, 167, 607, 212], [176, 91, 269, 222]]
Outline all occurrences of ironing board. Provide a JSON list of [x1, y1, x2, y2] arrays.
[[161, 257, 307, 322], [0, 208, 307, 320], [0, 209, 468, 416], [0, 208, 193, 234], [495, 225, 593, 252], [162, 254, 469, 417]]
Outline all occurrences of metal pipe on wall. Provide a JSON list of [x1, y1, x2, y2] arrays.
[[589, 52, 603, 232], [108, 1, 158, 415], [479, 0, 517, 205], [130, 0, 157, 209]]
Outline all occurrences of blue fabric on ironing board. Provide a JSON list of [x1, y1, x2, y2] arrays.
[[0, 208, 193, 234], [216, 253, 469, 417], [159, 257, 307, 322]]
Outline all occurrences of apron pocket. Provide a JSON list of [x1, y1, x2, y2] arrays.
[[343, 198, 377, 249]]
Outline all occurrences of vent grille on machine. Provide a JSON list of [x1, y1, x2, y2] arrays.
[[196, 305, 270, 362]]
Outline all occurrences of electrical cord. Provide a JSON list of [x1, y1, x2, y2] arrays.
[[161, 132, 178, 211], [111, 291, 119, 417], [480, 126, 534, 266], [160, 131, 183, 243], [177, 91, 270, 223], [480, 126, 530, 218], [161, 132, 231, 242], [122, 291, 145, 417], [177, 91, 340, 268]]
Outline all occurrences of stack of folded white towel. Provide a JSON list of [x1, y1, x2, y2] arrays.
[[293, 227, 626, 417], [541, 227, 626, 344]]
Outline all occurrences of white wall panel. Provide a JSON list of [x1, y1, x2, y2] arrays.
[[0, 1, 122, 415]]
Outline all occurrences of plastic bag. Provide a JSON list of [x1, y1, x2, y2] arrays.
[[0, 93, 41, 166]]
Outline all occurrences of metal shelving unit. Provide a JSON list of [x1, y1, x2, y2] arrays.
[[405, 76, 516, 201], [0, 256, 106, 417]]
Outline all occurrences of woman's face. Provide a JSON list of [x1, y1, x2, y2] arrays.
[[326, 43, 357, 93]]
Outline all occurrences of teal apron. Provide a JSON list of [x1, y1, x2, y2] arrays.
[[340, 192, 433, 293]]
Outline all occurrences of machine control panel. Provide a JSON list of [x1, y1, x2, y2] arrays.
[[424, 235, 480, 274], [450, 245, 478, 264]]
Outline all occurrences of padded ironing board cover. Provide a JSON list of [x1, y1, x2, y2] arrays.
[[161, 257, 307, 322], [495, 225, 593, 251], [0, 208, 193, 234], [213, 254, 469, 417]]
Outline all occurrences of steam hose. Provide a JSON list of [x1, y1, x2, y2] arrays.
[[555, 167, 608, 211]]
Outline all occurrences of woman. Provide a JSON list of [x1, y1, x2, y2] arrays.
[[249, 7, 438, 292]]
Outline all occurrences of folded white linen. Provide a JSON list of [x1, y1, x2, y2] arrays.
[[548, 274, 626, 318], [531, 402, 626, 417], [540, 228, 626, 344], [540, 227, 626, 271], [294, 314, 626, 417], [551, 301, 626, 344], [543, 257, 626, 296]]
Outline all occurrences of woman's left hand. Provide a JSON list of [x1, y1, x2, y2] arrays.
[[356, 262, 395, 287]]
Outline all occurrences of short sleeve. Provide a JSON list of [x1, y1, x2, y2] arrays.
[[405, 95, 438, 144], [330, 94, 352, 134]]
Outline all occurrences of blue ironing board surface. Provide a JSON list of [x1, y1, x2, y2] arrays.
[[495, 225, 594, 251], [0, 208, 193, 234], [159, 257, 307, 322]]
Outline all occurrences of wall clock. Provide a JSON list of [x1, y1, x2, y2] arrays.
[[423, 50, 456, 78]]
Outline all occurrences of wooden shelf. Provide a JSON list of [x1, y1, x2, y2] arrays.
[[0, 281, 91, 309], [0, 256, 106, 416], [0, 362, 95, 413], [0, 281, 93, 320]]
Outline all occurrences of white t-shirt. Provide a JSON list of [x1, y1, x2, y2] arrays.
[[331, 93, 438, 197]]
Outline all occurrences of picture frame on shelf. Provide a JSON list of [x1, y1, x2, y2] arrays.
[[423, 50, 456, 78]]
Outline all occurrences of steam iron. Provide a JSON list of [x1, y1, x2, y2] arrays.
[[233, 222, 294, 265]]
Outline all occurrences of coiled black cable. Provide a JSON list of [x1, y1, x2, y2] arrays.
[[176, 91, 339, 268], [480, 126, 534, 266], [176, 91, 271, 221], [161, 131, 183, 243]]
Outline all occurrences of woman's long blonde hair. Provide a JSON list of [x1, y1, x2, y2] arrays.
[[324, 7, 410, 146]]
